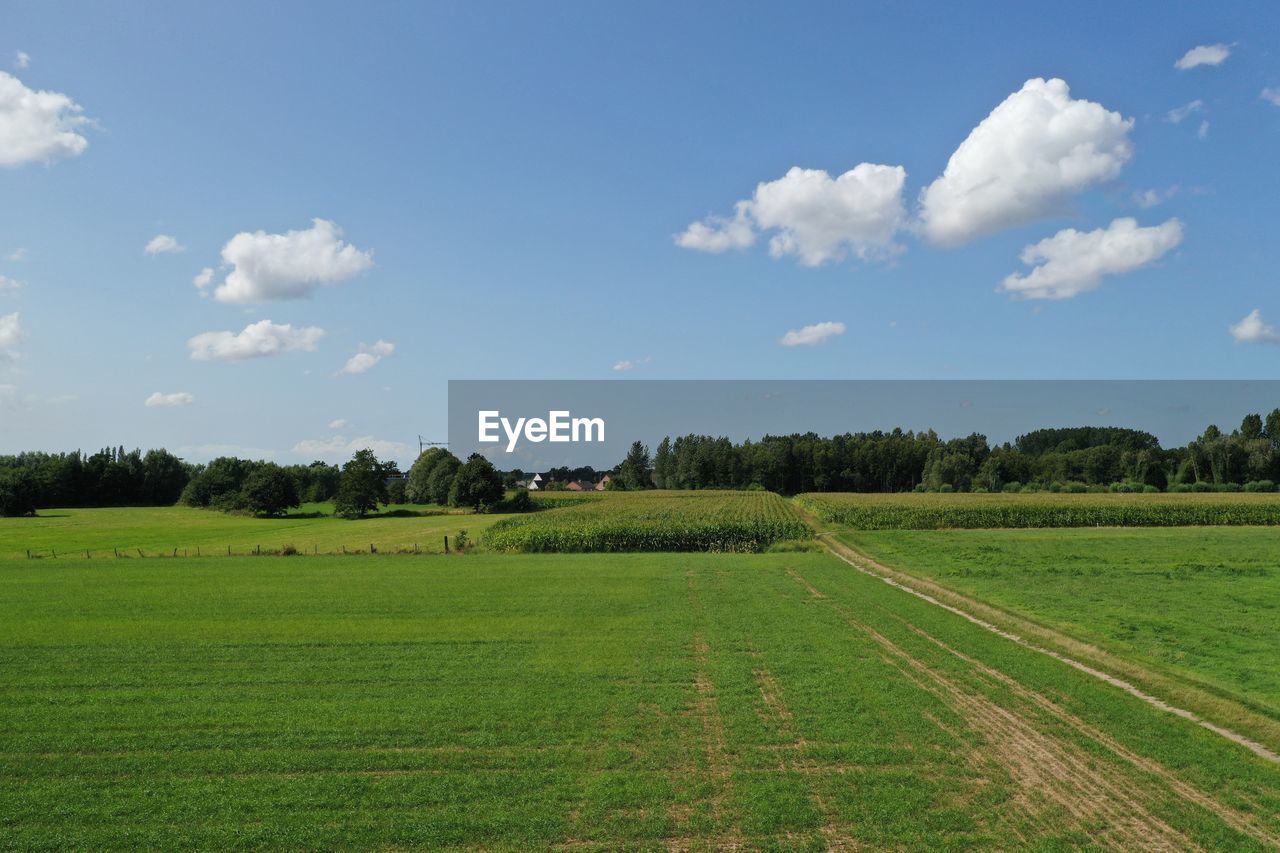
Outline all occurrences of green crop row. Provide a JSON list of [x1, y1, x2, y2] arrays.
[[485, 491, 810, 552], [796, 492, 1280, 529]]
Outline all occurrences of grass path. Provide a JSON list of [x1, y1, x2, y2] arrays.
[[819, 532, 1280, 765]]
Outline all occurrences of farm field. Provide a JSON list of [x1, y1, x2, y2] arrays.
[[4, 553, 1280, 848], [487, 490, 810, 552], [836, 526, 1280, 754], [798, 491, 1280, 529], [0, 503, 498, 560]]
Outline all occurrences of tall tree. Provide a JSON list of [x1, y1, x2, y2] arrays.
[[334, 449, 390, 519], [448, 454, 505, 511], [617, 441, 652, 490]]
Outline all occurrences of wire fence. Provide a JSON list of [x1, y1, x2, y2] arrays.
[[14, 536, 472, 559]]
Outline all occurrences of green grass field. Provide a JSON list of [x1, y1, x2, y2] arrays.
[[0, 503, 501, 559], [839, 527, 1280, 730], [4, 551, 1280, 848]]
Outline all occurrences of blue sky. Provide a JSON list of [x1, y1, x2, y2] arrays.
[[1, 1, 1279, 466]]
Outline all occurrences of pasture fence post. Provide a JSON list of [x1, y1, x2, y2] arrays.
[[444, 535, 449, 553], [85, 550, 89, 559], [113, 548, 118, 558], [26, 549, 30, 559], [52, 549, 56, 559], [370, 543, 375, 554], [137, 549, 143, 558]]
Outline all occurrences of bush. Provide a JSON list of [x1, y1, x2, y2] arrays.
[[1245, 480, 1278, 493], [1061, 481, 1088, 494], [938, 484, 954, 493]]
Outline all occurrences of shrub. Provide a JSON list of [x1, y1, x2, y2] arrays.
[[0, 468, 38, 517], [1245, 480, 1278, 493]]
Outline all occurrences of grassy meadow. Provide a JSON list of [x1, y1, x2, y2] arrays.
[[4, 552, 1280, 848], [840, 527, 1280, 724], [0, 503, 503, 559]]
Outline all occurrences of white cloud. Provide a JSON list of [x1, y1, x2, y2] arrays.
[[328, 418, 348, 430], [999, 217, 1183, 300], [144, 391, 194, 408], [612, 355, 651, 372], [1175, 44, 1230, 70], [292, 434, 410, 459], [188, 319, 325, 362], [1262, 88, 1280, 107], [0, 274, 21, 291], [144, 234, 185, 255], [7, 247, 25, 261], [1165, 99, 1203, 124], [207, 218, 373, 303], [1198, 120, 1210, 140], [919, 78, 1133, 246], [779, 321, 846, 346], [1229, 309, 1280, 344], [1133, 186, 1179, 209], [677, 163, 908, 266], [0, 311, 20, 360], [674, 202, 756, 253], [0, 70, 90, 166], [14, 51, 29, 70], [192, 267, 214, 290], [337, 339, 394, 375]]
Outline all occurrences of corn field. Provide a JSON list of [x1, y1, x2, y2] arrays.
[[486, 491, 810, 552], [796, 492, 1280, 530]]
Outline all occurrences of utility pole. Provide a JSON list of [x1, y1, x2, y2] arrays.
[[418, 435, 448, 455]]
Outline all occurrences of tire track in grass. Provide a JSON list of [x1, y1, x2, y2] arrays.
[[820, 533, 1280, 765], [784, 565, 1201, 851], [748, 647, 858, 849]]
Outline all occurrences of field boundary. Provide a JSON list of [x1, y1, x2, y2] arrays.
[[813, 532, 1280, 765]]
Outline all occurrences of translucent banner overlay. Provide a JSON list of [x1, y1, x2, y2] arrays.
[[447, 380, 1280, 470]]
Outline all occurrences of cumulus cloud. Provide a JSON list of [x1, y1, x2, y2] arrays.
[[292, 434, 410, 459], [1165, 99, 1203, 124], [337, 339, 394, 375], [1198, 120, 1210, 140], [14, 52, 29, 70], [0, 311, 20, 360], [1262, 88, 1280, 107], [206, 219, 373, 303], [1229, 309, 1280, 344], [674, 202, 756, 253], [677, 164, 908, 266], [144, 391, 194, 408], [1133, 186, 1179, 209], [7, 247, 25, 261], [187, 319, 325, 362], [999, 217, 1183, 300], [919, 78, 1133, 246], [612, 355, 651, 372], [0, 71, 90, 166], [144, 234, 184, 255], [328, 418, 348, 430], [1175, 44, 1230, 70], [779, 321, 846, 346], [192, 267, 214, 290], [0, 274, 21, 291]]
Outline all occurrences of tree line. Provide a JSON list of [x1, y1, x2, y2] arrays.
[[610, 411, 1280, 494], [4, 408, 1280, 515]]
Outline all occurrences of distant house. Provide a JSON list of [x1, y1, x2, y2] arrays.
[[566, 480, 586, 491], [595, 475, 612, 491]]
